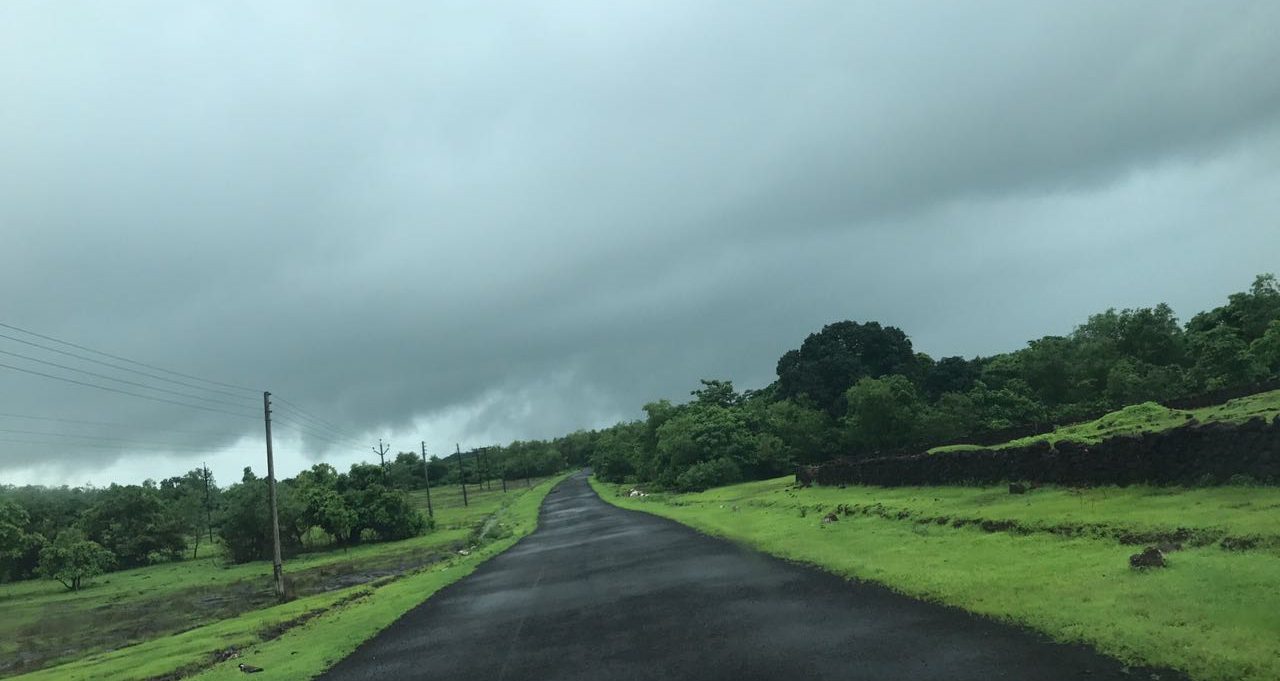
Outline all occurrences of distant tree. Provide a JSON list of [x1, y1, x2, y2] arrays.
[[922, 356, 980, 400], [1188, 325, 1263, 389], [842, 375, 926, 452], [656, 406, 756, 484], [1188, 273, 1280, 342], [761, 400, 838, 465], [37, 531, 114, 591], [80, 485, 186, 568], [776, 321, 918, 414], [1249, 319, 1280, 375], [690, 379, 741, 409]]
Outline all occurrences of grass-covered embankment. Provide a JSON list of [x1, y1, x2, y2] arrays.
[[931, 389, 1280, 454], [8, 474, 567, 681], [591, 475, 1280, 681]]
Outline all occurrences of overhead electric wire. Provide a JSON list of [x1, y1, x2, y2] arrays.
[[271, 412, 361, 443], [272, 396, 361, 439], [0, 347, 256, 411], [272, 403, 361, 442], [0, 331, 256, 402], [0, 426, 223, 449], [0, 436, 236, 453], [0, 361, 258, 419], [270, 416, 362, 448], [0, 410, 240, 436], [0, 320, 261, 394]]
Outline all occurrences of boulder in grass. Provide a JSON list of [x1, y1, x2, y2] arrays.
[[1129, 547, 1166, 570], [822, 512, 839, 524]]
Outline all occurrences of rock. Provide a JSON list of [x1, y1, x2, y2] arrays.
[[1155, 541, 1183, 553], [1129, 547, 1166, 570], [1009, 482, 1028, 494], [457, 549, 471, 556], [821, 512, 839, 524]]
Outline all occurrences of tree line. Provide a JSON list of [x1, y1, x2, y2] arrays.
[[585, 273, 1280, 490], [0, 442, 570, 589]]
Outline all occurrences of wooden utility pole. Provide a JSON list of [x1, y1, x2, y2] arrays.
[[373, 438, 390, 478], [456, 443, 468, 506], [262, 392, 286, 602], [420, 441, 434, 519], [202, 462, 213, 544]]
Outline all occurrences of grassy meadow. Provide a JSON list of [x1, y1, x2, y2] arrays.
[[931, 389, 1280, 454], [592, 475, 1280, 681], [4, 474, 564, 681]]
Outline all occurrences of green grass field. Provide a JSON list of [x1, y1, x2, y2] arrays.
[[4, 474, 564, 681], [930, 389, 1280, 454], [592, 475, 1280, 681]]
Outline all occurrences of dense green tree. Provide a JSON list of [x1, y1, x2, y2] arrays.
[[1248, 319, 1280, 375], [1189, 325, 1263, 389], [1188, 274, 1280, 342], [37, 531, 114, 591], [80, 485, 186, 568], [674, 457, 742, 492], [776, 321, 918, 414], [922, 356, 980, 400], [842, 375, 926, 452]]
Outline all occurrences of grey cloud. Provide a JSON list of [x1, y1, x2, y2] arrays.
[[2, 1, 1279, 483]]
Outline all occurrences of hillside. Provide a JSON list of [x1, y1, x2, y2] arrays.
[[931, 389, 1280, 454]]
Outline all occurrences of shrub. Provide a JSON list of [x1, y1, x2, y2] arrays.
[[674, 458, 743, 492]]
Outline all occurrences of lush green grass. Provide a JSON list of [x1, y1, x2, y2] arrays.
[[5, 475, 564, 681], [930, 389, 1280, 454], [593, 475, 1280, 681]]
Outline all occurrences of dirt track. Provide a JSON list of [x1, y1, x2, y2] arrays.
[[318, 472, 1181, 680]]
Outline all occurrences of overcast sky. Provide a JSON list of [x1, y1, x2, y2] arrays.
[[2, 1, 1278, 487]]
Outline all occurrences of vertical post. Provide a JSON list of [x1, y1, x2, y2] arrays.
[[501, 473, 507, 493], [373, 439, 390, 479], [456, 443, 468, 506], [473, 448, 483, 492], [202, 462, 213, 544], [420, 441, 434, 519], [263, 392, 285, 602]]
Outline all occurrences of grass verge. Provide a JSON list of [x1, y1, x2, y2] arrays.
[[591, 475, 1280, 681]]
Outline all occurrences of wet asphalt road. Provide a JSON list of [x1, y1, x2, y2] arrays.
[[318, 472, 1177, 681]]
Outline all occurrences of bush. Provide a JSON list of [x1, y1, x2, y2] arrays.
[[37, 532, 114, 591], [674, 458, 743, 492]]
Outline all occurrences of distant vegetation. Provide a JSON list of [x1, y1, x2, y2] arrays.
[[0, 441, 569, 589], [586, 273, 1280, 490]]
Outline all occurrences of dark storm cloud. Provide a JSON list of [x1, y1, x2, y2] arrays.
[[2, 1, 1279, 483]]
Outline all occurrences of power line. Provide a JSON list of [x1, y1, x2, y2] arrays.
[[0, 321, 260, 394], [0, 435, 226, 453], [271, 405, 361, 443], [272, 397, 360, 440], [0, 426, 221, 450], [270, 415, 362, 448], [0, 361, 258, 419], [0, 410, 238, 436], [0, 331, 256, 402], [0, 347, 255, 411]]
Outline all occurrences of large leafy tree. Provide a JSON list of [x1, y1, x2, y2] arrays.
[[37, 531, 114, 591], [776, 321, 918, 414], [80, 485, 186, 568], [842, 375, 927, 452]]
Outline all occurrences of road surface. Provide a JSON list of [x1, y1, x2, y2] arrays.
[[319, 472, 1178, 680]]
